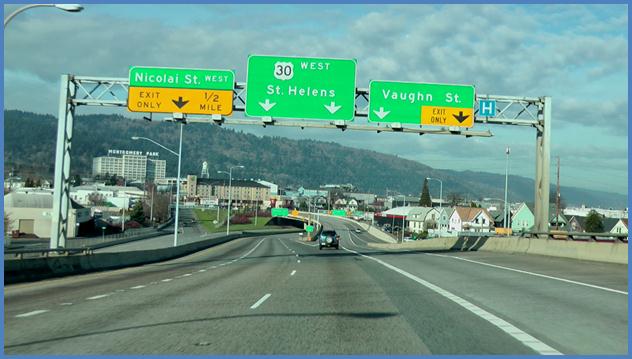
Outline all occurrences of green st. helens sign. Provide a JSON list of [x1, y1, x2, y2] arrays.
[[369, 81, 476, 127], [245, 55, 357, 120]]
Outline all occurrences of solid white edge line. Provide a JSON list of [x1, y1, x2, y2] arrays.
[[15, 310, 49, 318], [427, 253, 628, 295], [342, 246, 563, 355], [250, 293, 271, 309]]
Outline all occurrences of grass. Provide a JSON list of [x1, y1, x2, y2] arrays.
[[193, 208, 273, 233]]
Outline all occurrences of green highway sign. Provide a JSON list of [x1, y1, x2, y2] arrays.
[[129, 66, 234, 90], [271, 208, 289, 217], [306, 225, 314, 233], [245, 55, 357, 120], [368, 81, 475, 127], [332, 209, 346, 217]]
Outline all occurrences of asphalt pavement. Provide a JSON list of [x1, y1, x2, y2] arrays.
[[4, 215, 628, 354]]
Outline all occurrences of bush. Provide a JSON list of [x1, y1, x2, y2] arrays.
[[230, 215, 252, 225], [124, 220, 142, 229]]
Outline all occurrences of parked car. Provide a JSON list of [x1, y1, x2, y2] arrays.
[[319, 230, 340, 250]]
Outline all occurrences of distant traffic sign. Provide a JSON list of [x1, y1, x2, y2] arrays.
[[128, 66, 234, 115], [306, 225, 314, 233], [245, 55, 357, 120], [272, 208, 289, 217], [368, 81, 475, 127], [332, 210, 346, 217], [478, 99, 496, 117]]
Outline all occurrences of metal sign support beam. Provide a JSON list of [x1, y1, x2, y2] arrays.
[[534, 97, 552, 233], [50, 74, 76, 249]]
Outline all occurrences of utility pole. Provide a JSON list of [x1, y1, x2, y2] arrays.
[[556, 156, 560, 230]]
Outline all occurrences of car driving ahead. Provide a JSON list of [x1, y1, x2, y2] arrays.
[[319, 230, 340, 250]]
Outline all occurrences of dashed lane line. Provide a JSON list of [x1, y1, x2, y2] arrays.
[[15, 310, 49, 318], [291, 270, 297, 276], [86, 294, 110, 300], [250, 293, 271, 309]]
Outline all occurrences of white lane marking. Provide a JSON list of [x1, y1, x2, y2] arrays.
[[342, 246, 562, 355], [250, 293, 271, 309], [161, 279, 173, 282], [291, 239, 318, 247], [130, 285, 146, 289], [291, 270, 297, 276], [86, 294, 109, 300], [59, 303, 73, 306], [182, 273, 192, 277], [427, 253, 628, 296], [295, 254, 299, 257], [15, 310, 49, 318], [347, 231, 359, 246], [350, 229, 369, 245], [297, 260, 301, 263], [198, 269, 206, 273]]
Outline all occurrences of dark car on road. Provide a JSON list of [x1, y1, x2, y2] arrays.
[[319, 230, 340, 250]]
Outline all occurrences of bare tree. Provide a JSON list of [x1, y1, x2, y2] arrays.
[[88, 192, 106, 206]]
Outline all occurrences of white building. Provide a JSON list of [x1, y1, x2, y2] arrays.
[[449, 207, 494, 233], [406, 207, 440, 233], [70, 185, 145, 209], [563, 205, 628, 219], [5, 191, 90, 238], [92, 149, 166, 182], [256, 179, 279, 196], [610, 219, 628, 235]]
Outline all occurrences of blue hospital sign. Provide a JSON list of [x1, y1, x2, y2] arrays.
[[478, 100, 496, 117]]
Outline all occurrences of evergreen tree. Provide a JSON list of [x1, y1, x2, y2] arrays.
[[585, 210, 604, 232], [130, 201, 145, 224], [419, 178, 432, 207]]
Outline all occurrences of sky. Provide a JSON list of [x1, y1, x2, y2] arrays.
[[3, 3, 628, 196]]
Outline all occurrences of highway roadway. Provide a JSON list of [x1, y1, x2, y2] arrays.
[[4, 215, 628, 354]]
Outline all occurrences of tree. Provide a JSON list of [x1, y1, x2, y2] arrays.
[[24, 177, 35, 187], [88, 192, 106, 206], [470, 201, 479, 208], [419, 178, 432, 207], [585, 210, 604, 232], [447, 192, 462, 207], [72, 174, 82, 186], [130, 201, 145, 224]]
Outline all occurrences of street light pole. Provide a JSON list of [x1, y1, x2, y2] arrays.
[[131, 128, 182, 247], [504, 147, 511, 230], [173, 123, 183, 247], [219, 165, 244, 235], [4, 4, 83, 28], [426, 177, 443, 235]]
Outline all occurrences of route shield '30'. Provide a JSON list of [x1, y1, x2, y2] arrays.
[[245, 55, 357, 121]]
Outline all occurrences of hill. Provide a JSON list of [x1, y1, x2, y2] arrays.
[[3, 110, 627, 208]]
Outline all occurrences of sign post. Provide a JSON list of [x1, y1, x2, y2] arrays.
[[128, 66, 234, 116], [368, 81, 475, 127], [245, 55, 357, 120]]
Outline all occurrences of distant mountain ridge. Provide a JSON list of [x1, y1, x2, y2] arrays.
[[3, 110, 627, 208]]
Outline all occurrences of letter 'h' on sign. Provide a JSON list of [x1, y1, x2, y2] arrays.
[[479, 100, 496, 117]]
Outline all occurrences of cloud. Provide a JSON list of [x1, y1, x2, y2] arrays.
[[3, 4, 628, 195]]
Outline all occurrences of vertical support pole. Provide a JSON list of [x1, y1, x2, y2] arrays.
[[50, 75, 75, 249], [173, 122, 183, 247], [534, 96, 551, 233]]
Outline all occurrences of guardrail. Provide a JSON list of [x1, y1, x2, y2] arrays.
[[521, 231, 628, 243]]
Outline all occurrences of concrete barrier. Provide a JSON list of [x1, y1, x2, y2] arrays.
[[5, 228, 303, 284], [366, 235, 627, 264]]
